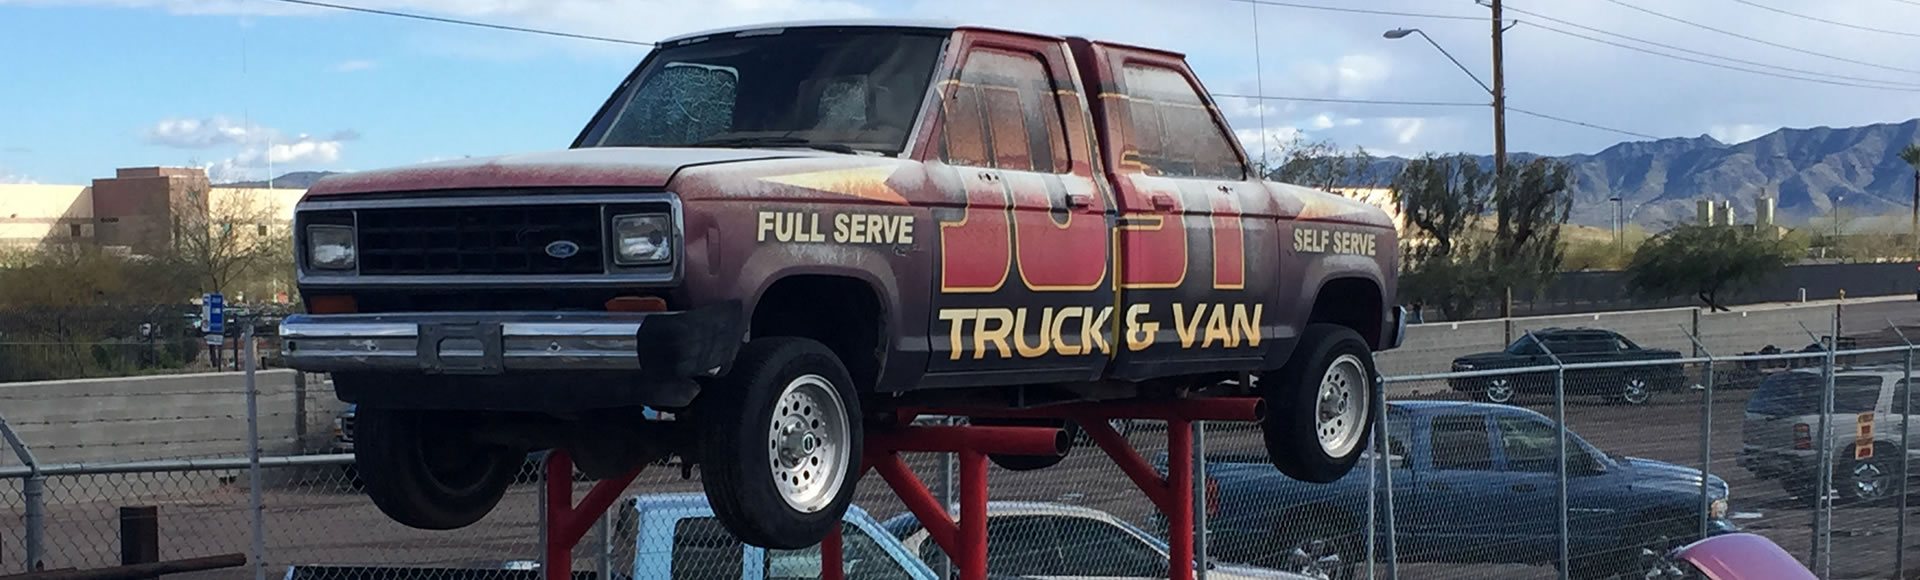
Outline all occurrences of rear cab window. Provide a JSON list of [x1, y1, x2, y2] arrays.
[[1429, 413, 1494, 471], [1748, 372, 1885, 416], [672, 517, 745, 579]]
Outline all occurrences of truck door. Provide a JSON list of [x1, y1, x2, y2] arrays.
[[1068, 40, 1278, 381], [1402, 412, 1505, 558], [921, 32, 1115, 385]]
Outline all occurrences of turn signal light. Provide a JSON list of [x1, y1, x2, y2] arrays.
[[1794, 423, 1812, 450], [1205, 476, 1221, 518], [606, 296, 668, 312]]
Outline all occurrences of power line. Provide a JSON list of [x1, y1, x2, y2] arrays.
[[267, 0, 655, 46], [1503, 3, 1920, 87], [1729, 0, 1920, 39], [1224, 0, 1483, 21], [1600, 0, 1920, 76], [1516, 19, 1920, 92], [1507, 107, 1659, 139], [1210, 93, 1488, 107]]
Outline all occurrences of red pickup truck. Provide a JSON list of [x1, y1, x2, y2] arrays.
[[280, 20, 1405, 549]]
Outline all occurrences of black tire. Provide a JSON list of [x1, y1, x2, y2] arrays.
[[1481, 376, 1519, 404], [1572, 516, 1692, 580], [1261, 324, 1377, 484], [971, 417, 1075, 471], [353, 408, 523, 530], [697, 337, 863, 550], [1616, 374, 1654, 406]]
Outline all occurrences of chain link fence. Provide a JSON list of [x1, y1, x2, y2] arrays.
[[3, 304, 1917, 580]]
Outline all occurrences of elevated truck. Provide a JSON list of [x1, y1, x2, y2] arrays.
[[279, 20, 1405, 550]]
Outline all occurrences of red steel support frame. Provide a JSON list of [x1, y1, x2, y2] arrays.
[[537, 397, 1261, 580]]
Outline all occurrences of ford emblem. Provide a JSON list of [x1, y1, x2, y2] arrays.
[[544, 240, 580, 259]]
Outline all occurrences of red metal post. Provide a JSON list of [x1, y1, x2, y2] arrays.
[[870, 450, 959, 553], [542, 450, 644, 580], [544, 452, 574, 580], [1166, 418, 1194, 580], [822, 524, 844, 580], [958, 449, 989, 580]]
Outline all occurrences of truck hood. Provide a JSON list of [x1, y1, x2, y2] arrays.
[[1622, 456, 1729, 496], [304, 147, 816, 197]]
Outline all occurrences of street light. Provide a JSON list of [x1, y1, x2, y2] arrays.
[[1386, 26, 1504, 174], [1609, 197, 1625, 257]]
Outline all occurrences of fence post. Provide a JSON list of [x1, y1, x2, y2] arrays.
[[1374, 374, 1397, 580], [244, 325, 265, 580], [1191, 419, 1207, 580], [0, 411, 44, 572], [1809, 314, 1838, 578], [1523, 332, 1571, 580], [1890, 321, 1913, 580], [293, 373, 308, 454], [120, 506, 159, 580], [1681, 328, 1718, 539]]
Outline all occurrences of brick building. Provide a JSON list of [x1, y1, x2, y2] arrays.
[[0, 166, 302, 255]]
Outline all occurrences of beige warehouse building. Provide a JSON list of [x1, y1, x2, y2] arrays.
[[0, 167, 303, 255]]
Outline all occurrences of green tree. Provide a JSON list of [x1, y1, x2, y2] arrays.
[[1391, 154, 1573, 320], [1626, 224, 1794, 312], [1260, 136, 1383, 191]]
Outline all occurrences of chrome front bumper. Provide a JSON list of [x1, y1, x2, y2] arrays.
[[279, 312, 656, 374]]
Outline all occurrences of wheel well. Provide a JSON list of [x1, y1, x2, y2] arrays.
[[750, 276, 884, 392], [1309, 278, 1384, 349]]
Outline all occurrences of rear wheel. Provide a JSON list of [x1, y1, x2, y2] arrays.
[[1268, 507, 1359, 580], [697, 337, 862, 549], [353, 408, 524, 530], [1262, 324, 1376, 484]]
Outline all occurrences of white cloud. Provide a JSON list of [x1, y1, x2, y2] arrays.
[[0, 171, 36, 185], [332, 59, 376, 72], [1383, 117, 1425, 145], [144, 116, 356, 181], [1708, 124, 1775, 145]]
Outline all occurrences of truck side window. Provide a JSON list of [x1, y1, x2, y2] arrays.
[[946, 48, 1068, 174], [1496, 416, 1562, 473], [1118, 64, 1246, 180], [1895, 379, 1913, 415], [941, 83, 992, 167], [672, 517, 745, 580], [1430, 414, 1493, 471], [1050, 517, 1169, 577]]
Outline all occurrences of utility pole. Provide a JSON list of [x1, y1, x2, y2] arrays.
[[1490, 0, 1508, 177]]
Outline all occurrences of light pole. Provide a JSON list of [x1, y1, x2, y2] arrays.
[[1386, 21, 1507, 175], [1609, 197, 1624, 258]]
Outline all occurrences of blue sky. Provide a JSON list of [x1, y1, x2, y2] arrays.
[[4, 0, 1919, 185]]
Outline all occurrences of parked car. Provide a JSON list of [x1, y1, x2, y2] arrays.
[[880, 501, 1315, 580], [1652, 532, 1817, 579], [1152, 402, 1736, 580], [1737, 365, 1918, 505], [284, 492, 942, 580], [277, 19, 1407, 546], [1449, 328, 1686, 404]]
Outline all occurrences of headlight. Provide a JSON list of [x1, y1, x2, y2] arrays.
[[306, 225, 357, 270], [1454, 362, 1475, 370], [612, 213, 673, 265], [1710, 498, 1729, 519]]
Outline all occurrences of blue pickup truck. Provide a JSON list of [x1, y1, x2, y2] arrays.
[[1155, 402, 1736, 579]]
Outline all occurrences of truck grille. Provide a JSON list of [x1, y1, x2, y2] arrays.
[[357, 205, 603, 276]]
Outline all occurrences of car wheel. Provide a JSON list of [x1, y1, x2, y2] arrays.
[[353, 408, 524, 530], [696, 337, 862, 550], [1619, 376, 1653, 405], [1483, 378, 1517, 404], [1839, 447, 1897, 506], [1261, 324, 1376, 484], [970, 417, 1075, 470], [1577, 516, 1693, 580]]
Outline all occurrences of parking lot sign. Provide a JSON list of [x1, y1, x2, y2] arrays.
[[205, 293, 225, 335]]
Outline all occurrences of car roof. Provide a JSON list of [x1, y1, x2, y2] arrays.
[[881, 501, 1119, 534], [659, 19, 1011, 45]]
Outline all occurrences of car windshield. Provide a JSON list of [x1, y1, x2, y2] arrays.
[[1748, 372, 1882, 416], [578, 27, 947, 155]]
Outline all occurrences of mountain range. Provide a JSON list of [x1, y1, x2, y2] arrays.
[[223, 119, 1920, 230], [1348, 119, 1920, 230]]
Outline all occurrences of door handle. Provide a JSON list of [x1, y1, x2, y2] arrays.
[[1511, 483, 1537, 492], [1151, 193, 1177, 209], [976, 171, 998, 183], [1216, 184, 1233, 194], [1066, 193, 1093, 209]]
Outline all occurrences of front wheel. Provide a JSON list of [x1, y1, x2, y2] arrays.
[[697, 337, 862, 549], [1261, 324, 1377, 484], [353, 408, 524, 530], [1617, 376, 1653, 405]]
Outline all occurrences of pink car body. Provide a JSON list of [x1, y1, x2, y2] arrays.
[[1669, 533, 1816, 580]]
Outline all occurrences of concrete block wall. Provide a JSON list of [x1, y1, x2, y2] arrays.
[[0, 370, 342, 467]]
